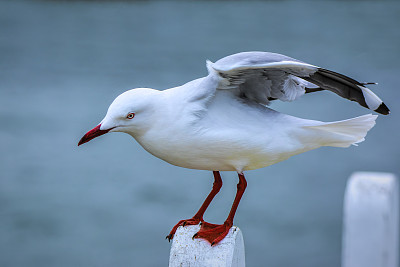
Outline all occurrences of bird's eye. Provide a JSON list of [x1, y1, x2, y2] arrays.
[[126, 113, 135, 119]]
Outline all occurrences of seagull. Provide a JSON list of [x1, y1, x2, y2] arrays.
[[78, 51, 389, 246]]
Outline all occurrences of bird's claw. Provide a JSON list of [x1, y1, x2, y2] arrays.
[[192, 233, 198, 240], [166, 234, 174, 242], [191, 222, 232, 245], [166, 217, 203, 243]]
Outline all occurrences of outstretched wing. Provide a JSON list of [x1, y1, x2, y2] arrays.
[[207, 52, 389, 115]]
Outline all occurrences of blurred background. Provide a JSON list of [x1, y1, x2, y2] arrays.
[[0, 0, 399, 266]]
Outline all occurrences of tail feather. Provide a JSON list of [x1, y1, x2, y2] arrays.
[[305, 114, 377, 147]]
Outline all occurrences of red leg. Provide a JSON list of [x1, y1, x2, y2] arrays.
[[193, 172, 247, 246], [166, 171, 222, 241]]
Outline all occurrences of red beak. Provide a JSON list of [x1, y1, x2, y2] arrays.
[[78, 124, 112, 146]]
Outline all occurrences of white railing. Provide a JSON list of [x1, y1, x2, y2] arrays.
[[169, 172, 398, 267], [342, 172, 399, 267], [169, 224, 245, 267]]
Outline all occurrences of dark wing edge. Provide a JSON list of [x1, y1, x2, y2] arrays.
[[301, 68, 390, 115]]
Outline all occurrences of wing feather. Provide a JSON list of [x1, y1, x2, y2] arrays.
[[207, 52, 389, 115]]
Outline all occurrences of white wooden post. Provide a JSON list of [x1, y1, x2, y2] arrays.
[[342, 172, 399, 267], [169, 225, 245, 267]]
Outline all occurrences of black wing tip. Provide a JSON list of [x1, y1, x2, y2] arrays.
[[375, 102, 390, 115], [361, 82, 378, 85]]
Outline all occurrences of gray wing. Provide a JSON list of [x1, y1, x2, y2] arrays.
[[208, 52, 389, 115]]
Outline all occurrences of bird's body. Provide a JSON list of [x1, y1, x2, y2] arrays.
[[79, 51, 389, 245], [131, 84, 372, 172]]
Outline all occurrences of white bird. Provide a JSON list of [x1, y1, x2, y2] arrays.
[[78, 51, 389, 245]]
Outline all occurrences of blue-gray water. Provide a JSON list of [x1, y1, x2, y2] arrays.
[[1, 1, 399, 266]]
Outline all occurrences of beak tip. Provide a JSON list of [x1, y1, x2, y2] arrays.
[[77, 124, 110, 147], [77, 135, 89, 146]]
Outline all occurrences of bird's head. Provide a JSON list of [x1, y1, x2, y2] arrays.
[[78, 88, 159, 146]]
